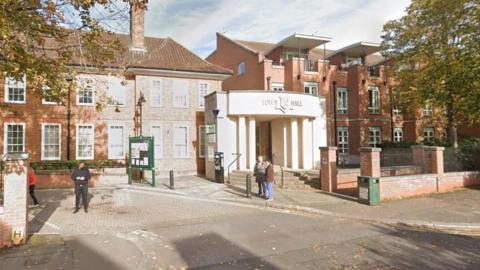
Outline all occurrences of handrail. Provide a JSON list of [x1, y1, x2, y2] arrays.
[[271, 153, 285, 189], [227, 153, 242, 183]]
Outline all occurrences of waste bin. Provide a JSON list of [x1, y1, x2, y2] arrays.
[[357, 176, 380, 205]]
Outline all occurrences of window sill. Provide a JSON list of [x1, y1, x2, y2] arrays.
[[5, 101, 26, 104]]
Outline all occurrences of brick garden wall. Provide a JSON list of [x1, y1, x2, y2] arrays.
[[35, 171, 101, 189]]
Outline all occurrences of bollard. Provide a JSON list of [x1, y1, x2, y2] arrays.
[[246, 174, 252, 198], [169, 170, 174, 190]]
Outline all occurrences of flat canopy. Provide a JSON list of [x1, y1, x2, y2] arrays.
[[326, 41, 381, 58], [265, 33, 332, 55]]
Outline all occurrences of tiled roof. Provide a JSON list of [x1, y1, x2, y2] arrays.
[[67, 32, 232, 75]]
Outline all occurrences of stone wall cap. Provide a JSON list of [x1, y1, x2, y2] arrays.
[[319, 146, 337, 150], [411, 145, 445, 150], [359, 147, 382, 152]]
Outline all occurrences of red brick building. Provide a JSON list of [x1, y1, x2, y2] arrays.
[[0, 5, 231, 177], [206, 33, 449, 164]]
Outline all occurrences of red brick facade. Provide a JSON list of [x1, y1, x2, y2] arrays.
[[206, 33, 461, 164]]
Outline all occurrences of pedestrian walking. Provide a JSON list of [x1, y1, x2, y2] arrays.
[[28, 166, 40, 207], [265, 160, 274, 201], [71, 162, 90, 213], [253, 156, 267, 197]]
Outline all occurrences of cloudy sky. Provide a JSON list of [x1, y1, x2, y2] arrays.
[[137, 0, 411, 57]]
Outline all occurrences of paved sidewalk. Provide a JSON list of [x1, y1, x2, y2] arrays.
[[123, 175, 480, 228]]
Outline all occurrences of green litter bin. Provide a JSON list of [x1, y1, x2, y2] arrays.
[[357, 176, 380, 205]]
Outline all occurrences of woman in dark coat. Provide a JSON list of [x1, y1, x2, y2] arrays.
[[253, 156, 267, 197]]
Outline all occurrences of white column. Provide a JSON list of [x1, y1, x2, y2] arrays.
[[283, 121, 288, 167], [247, 116, 256, 169], [237, 116, 247, 170], [301, 118, 313, 169], [290, 118, 299, 169]]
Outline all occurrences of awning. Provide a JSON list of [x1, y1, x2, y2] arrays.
[[265, 33, 332, 55], [326, 41, 381, 58]]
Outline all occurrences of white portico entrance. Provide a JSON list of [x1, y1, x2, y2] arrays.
[[204, 91, 327, 180]]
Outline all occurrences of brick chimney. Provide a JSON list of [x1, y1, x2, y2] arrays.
[[130, 2, 145, 51]]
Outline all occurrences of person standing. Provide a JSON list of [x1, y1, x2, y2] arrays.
[[265, 160, 274, 201], [28, 166, 40, 207], [253, 156, 267, 197], [71, 162, 90, 213]]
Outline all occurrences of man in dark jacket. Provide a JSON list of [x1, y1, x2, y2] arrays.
[[265, 160, 274, 201], [71, 162, 90, 213]]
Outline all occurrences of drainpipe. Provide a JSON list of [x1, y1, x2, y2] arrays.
[[333, 81, 338, 166]]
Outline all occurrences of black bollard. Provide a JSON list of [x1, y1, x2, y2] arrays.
[[246, 174, 252, 199], [169, 170, 174, 190]]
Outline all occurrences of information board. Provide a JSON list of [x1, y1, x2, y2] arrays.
[[129, 136, 154, 169]]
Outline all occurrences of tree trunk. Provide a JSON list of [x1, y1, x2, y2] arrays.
[[446, 102, 458, 148]]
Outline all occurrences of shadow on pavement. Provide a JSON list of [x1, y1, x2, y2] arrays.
[[365, 224, 480, 269], [0, 234, 137, 270], [173, 232, 280, 269], [29, 189, 71, 234]]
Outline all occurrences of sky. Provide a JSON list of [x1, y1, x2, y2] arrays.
[[124, 0, 411, 57]]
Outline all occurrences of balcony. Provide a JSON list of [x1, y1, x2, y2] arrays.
[[368, 66, 381, 77], [304, 59, 318, 72]]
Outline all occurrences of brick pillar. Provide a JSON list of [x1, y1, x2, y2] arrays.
[[359, 147, 381, 177], [1, 154, 29, 246], [320, 147, 337, 192]]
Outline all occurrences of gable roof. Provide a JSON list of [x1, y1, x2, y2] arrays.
[[67, 32, 232, 75]]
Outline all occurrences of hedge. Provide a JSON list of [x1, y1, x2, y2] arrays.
[[30, 160, 125, 171]]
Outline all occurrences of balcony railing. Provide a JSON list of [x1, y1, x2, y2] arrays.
[[304, 59, 318, 72], [368, 66, 381, 77]]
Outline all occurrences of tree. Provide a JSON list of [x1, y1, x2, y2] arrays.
[[0, 0, 147, 108], [382, 0, 480, 148]]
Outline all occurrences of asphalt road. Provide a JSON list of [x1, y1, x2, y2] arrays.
[[1, 188, 479, 269]]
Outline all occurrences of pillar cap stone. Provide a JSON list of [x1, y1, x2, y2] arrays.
[[319, 146, 337, 150], [359, 147, 382, 152], [411, 145, 445, 151]]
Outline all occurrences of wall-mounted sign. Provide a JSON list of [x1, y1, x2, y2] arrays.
[[228, 91, 322, 117]]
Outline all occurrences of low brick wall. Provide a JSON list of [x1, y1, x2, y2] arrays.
[[336, 165, 422, 195], [35, 170, 101, 189], [380, 171, 480, 201], [381, 148, 414, 167], [439, 171, 480, 192], [380, 174, 438, 201]]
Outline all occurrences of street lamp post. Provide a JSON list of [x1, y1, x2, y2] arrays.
[[66, 74, 73, 160], [137, 93, 146, 136]]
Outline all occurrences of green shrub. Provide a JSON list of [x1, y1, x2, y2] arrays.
[[30, 160, 125, 171], [458, 137, 480, 170], [378, 140, 418, 148], [423, 138, 451, 147]]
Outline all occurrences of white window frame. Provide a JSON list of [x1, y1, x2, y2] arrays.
[[393, 128, 403, 143], [392, 105, 401, 116], [41, 123, 61, 160], [42, 85, 58, 105], [4, 75, 26, 104], [423, 103, 433, 117], [3, 123, 26, 154], [237, 61, 245, 76], [151, 125, 163, 159], [173, 125, 189, 158], [199, 125, 206, 158], [369, 127, 381, 147], [304, 81, 318, 95], [107, 124, 125, 160], [76, 76, 95, 106], [150, 79, 163, 107], [107, 77, 126, 107], [423, 127, 434, 142], [368, 85, 380, 114], [173, 80, 189, 108], [337, 127, 349, 154], [198, 82, 209, 108], [337, 87, 348, 114], [75, 124, 95, 160], [271, 83, 284, 91]]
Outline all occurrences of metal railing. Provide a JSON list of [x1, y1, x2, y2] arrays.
[[227, 153, 242, 183], [304, 59, 318, 72]]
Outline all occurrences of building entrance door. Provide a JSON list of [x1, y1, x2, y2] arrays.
[[256, 121, 272, 161]]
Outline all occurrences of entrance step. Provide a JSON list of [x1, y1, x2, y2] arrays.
[[228, 169, 320, 190]]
